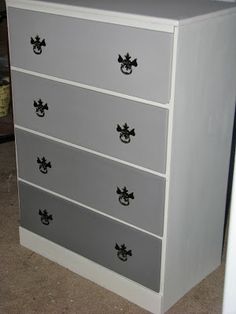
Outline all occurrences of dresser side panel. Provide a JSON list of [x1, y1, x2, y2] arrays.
[[164, 14, 236, 310]]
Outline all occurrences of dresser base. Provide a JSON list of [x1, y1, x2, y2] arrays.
[[19, 227, 162, 314]]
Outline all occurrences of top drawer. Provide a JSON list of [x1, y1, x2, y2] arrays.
[[7, 7, 173, 103]]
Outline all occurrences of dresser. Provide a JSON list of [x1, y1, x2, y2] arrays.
[[6, 0, 236, 312]]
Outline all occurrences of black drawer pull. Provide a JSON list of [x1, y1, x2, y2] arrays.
[[115, 243, 132, 262], [33, 99, 48, 117], [30, 35, 46, 55], [39, 209, 53, 225], [37, 157, 52, 174], [116, 123, 135, 144], [116, 186, 134, 206], [118, 53, 137, 75]]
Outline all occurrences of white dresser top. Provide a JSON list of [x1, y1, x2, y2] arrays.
[[6, 0, 236, 31], [35, 0, 236, 20]]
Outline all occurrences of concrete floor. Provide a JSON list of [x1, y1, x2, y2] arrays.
[[0, 141, 226, 313]]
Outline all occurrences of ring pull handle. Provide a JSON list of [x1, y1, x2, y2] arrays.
[[39, 209, 53, 225], [33, 99, 48, 117], [31, 35, 46, 55], [116, 186, 134, 206], [118, 53, 137, 75], [115, 243, 132, 262], [116, 123, 135, 144], [37, 156, 52, 174]]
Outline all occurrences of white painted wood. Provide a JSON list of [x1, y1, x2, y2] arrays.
[[164, 13, 236, 311], [6, 0, 236, 29], [20, 227, 162, 314], [223, 152, 236, 314], [159, 26, 179, 294], [11, 67, 169, 109]]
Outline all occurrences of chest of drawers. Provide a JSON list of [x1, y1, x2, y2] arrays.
[[6, 0, 236, 312]]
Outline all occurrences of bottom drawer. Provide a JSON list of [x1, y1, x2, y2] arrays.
[[19, 182, 162, 292]]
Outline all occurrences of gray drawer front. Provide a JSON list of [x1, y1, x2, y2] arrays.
[[8, 8, 173, 103], [19, 182, 162, 292], [15, 129, 165, 236], [12, 71, 168, 173]]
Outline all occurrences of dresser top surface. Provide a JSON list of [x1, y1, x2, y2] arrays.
[[7, 0, 236, 25]]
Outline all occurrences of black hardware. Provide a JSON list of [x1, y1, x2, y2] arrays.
[[116, 186, 134, 206], [39, 209, 53, 225], [115, 243, 132, 262], [116, 123, 135, 144], [118, 53, 137, 75], [37, 157, 52, 174], [30, 35, 46, 55], [33, 99, 48, 117]]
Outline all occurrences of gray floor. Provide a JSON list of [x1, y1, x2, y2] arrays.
[[0, 141, 226, 313]]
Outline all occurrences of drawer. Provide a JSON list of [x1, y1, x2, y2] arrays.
[[8, 8, 173, 103], [19, 182, 162, 292], [15, 129, 165, 236], [12, 71, 168, 173]]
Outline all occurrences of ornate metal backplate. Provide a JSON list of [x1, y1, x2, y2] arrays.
[[39, 209, 53, 225], [116, 186, 134, 206], [118, 53, 138, 75], [33, 99, 48, 117], [37, 157, 52, 174], [116, 123, 135, 144], [30, 35, 46, 55], [115, 243, 132, 262]]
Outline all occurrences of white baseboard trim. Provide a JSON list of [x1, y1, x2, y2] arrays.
[[19, 227, 162, 314]]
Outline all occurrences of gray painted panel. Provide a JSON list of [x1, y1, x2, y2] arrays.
[[15, 129, 165, 236], [19, 182, 162, 292], [8, 8, 173, 103], [12, 71, 168, 173]]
